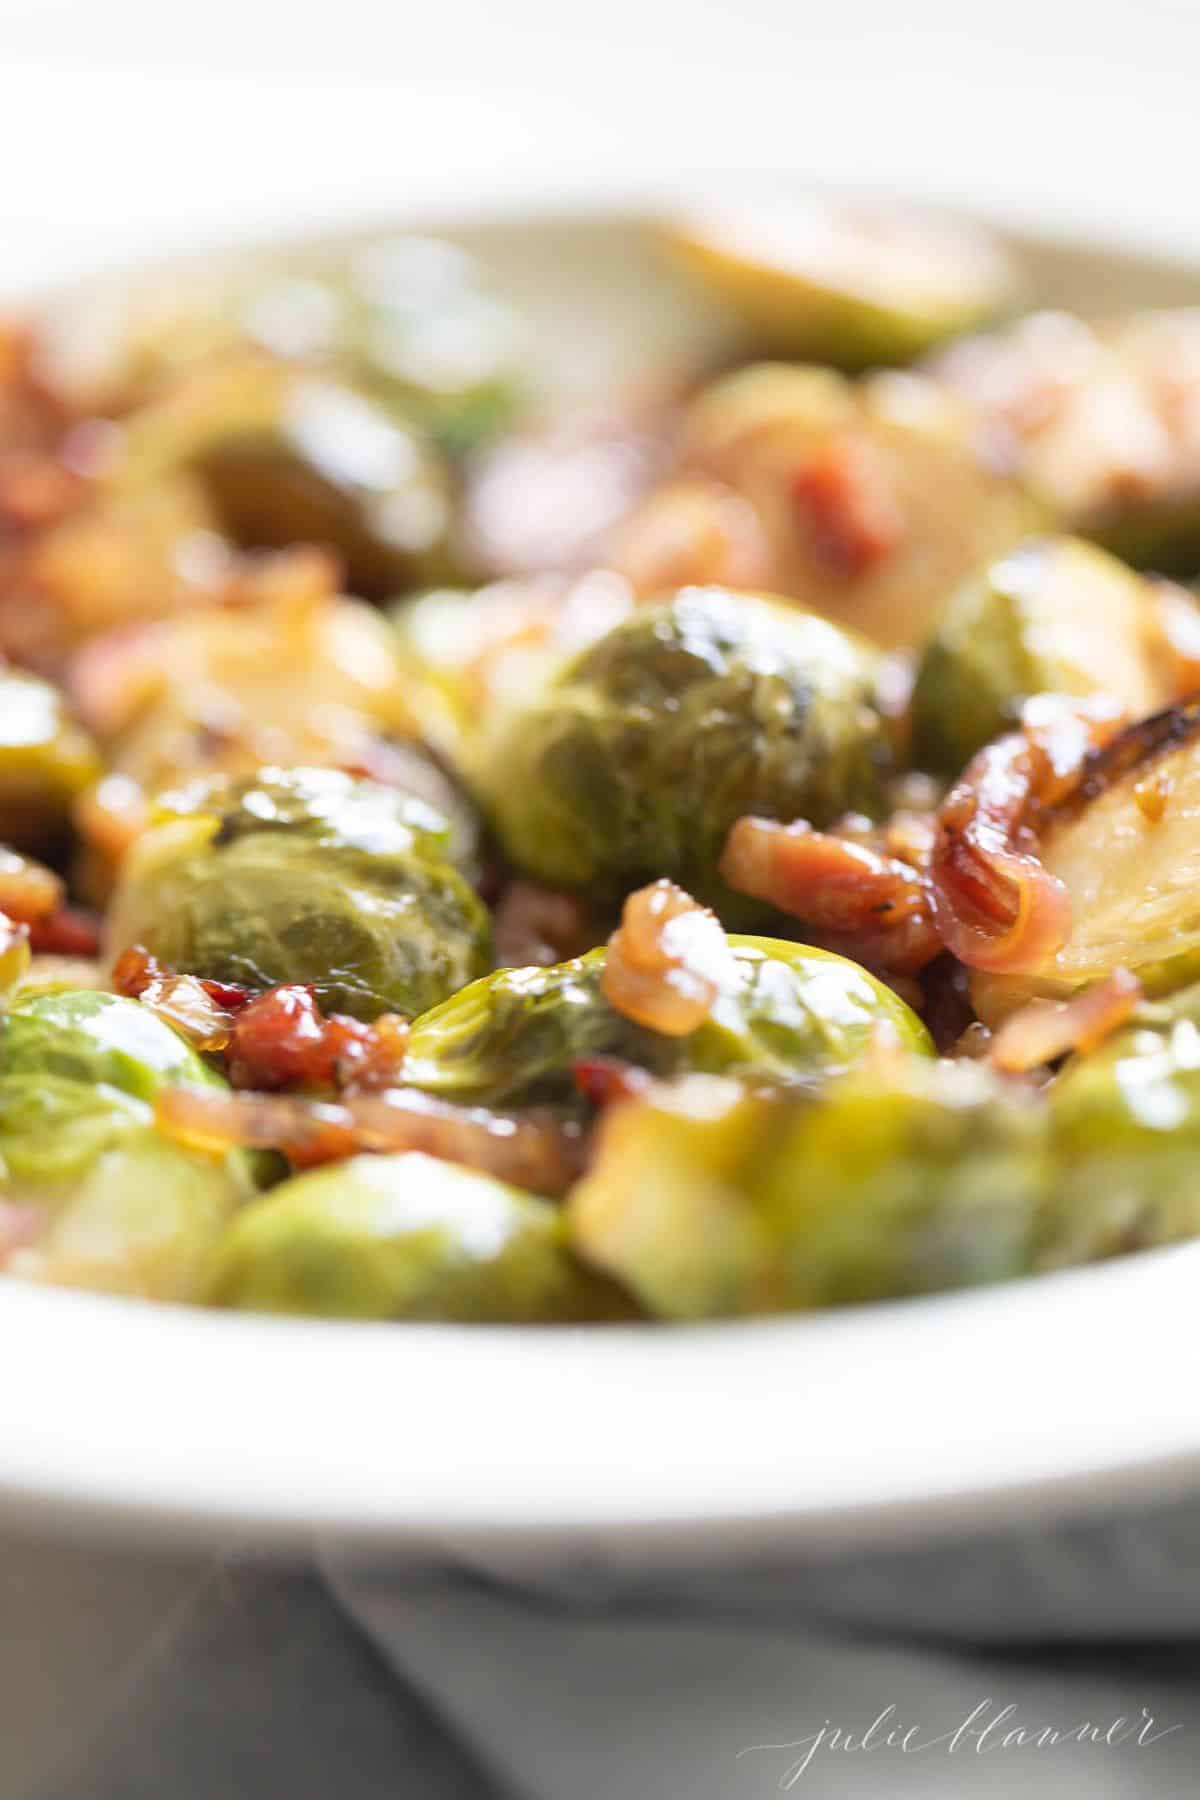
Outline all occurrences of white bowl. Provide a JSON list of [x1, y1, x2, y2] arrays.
[[7, 198, 1200, 1560]]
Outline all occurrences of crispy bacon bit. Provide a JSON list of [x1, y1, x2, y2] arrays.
[[929, 697, 1125, 974], [989, 968, 1143, 1074], [113, 950, 411, 1091], [572, 1056, 656, 1109], [493, 879, 593, 969], [27, 905, 102, 958], [0, 848, 63, 923], [602, 879, 738, 1036], [156, 1083, 581, 1193], [719, 815, 942, 974], [225, 987, 409, 1093], [789, 436, 905, 579]]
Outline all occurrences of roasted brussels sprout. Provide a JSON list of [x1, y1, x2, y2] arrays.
[[111, 352, 456, 597], [1042, 985, 1200, 1265], [911, 538, 1193, 774], [666, 199, 1023, 368], [391, 572, 636, 773], [107, 768, 491, 1021], [567, 1060, 1047, 1318], [13, 472, 225, 663], [207, 1150, 635, 1322], [404, 935, 931, 1108], [62, 238, 526, 462], [1, 987, 224, 1099], [70, 557, 438, 808], [930, 309, 1200, 572], [480, 586, 890, 911], [971, 700, 1200, 1021], [0, 990, 257, 1298], [152, 763, 475, 878], [0, 668, 100, 850], [664, 364, 1044, 649], [242, 237, 527, 460]]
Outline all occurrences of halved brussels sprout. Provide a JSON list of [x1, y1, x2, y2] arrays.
[[110, 353, 456, 597], [404, 935, 931, 1108], [567, 1059, 1047, 1318], [972, 700, 1200, 1021], [1043, 986, 1200, 1265], [71, 564, 435, 815], [0, 668, 100, 850], [911, 538, 1191, 774], [480, 586, 890, 912], [107, 768, 491, 1021], [664, 364, 1046, 650], [930, 309, 1200, 573], [665, 199, 1023, 368], [207, 1151, 635, 1322], [0, 992, 259, 1299]]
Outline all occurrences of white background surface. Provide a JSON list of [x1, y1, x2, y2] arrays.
[[1, 2, 1199, 1793]]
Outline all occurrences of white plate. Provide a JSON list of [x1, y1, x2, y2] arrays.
[[6, 199, 1200, 1558]]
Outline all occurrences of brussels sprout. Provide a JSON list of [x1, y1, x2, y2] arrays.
[[665, 199, 1023, 368], [972, 700, 1200, 1022], [72, 564, 433, 813], [20, 473, 224, 658], [0, 994, 259, 1299], [207, 1151, 636, 1322], [108, 769, 491, 1021], [931, 309, 1200, 573], [673, 364, 1045, 649], [404, 935, 931, 1108], [0, 669, 100, 850], [1042, 990, 1200, 1265], [242, 238, 527, 460], [152, 764, 472, 877], [1, 987, 225, 1099], [567, 1060, 1047, 1318], [911, 538, 1188, 774], [480, 586, 890, 912], [391, 573, 636, 774], [72, 238, 526, 461], [111, 353, 456, 598]]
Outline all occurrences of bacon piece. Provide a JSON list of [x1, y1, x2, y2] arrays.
[[27, 905, 102, 958], [156, 1083, 581, 1193], [789, 436, 905, 579], [989, 968, 1143, 1074], [929, 697, 1125, 974], [572, 1056, 656, 1109], [225, 987, 410, 1094], [720, 815, 942, 974], [602, 879, 738, 1036]]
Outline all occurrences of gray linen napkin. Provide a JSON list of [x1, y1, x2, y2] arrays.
[[38, 1495, 1200, 1800]]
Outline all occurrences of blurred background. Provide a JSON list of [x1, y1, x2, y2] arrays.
[[0, 0, 1197, 292]]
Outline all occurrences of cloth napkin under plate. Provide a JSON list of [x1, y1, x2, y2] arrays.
[[37, 1493, 1200, 1800]]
